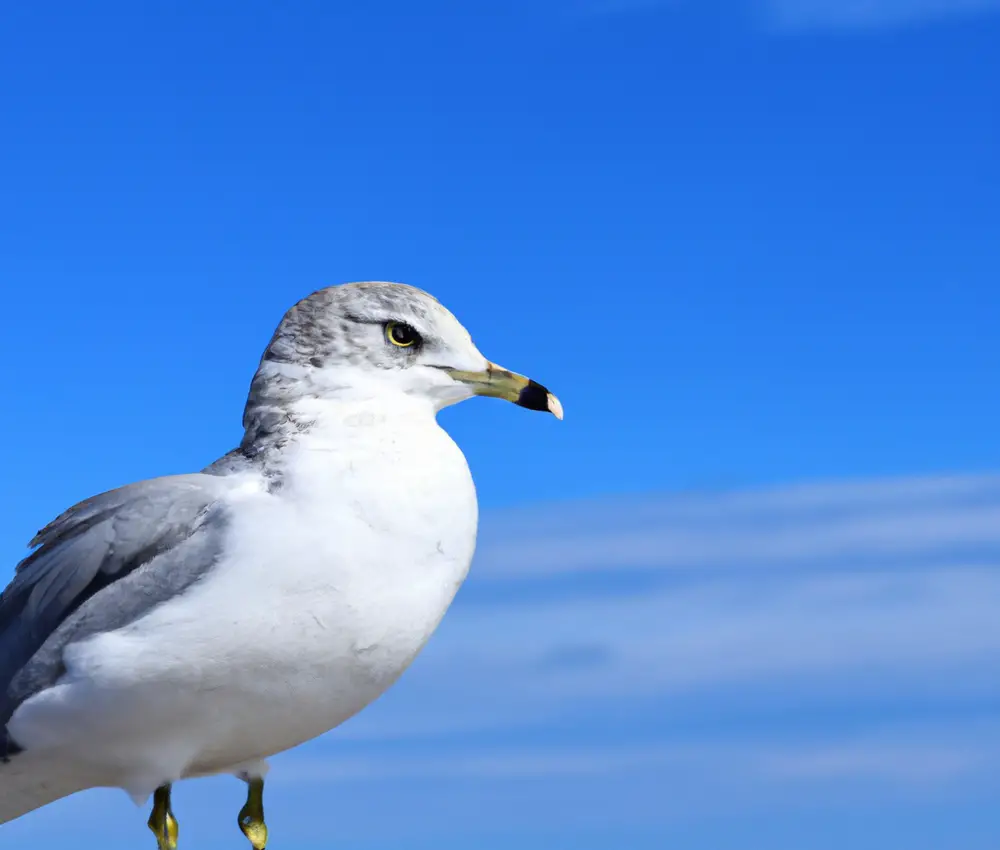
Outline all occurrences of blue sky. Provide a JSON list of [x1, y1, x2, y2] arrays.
[[1, 1, 998, 848]]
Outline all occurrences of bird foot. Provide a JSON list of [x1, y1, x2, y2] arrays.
[[147, 786, 179, 850], [238, 777, 268, 849]]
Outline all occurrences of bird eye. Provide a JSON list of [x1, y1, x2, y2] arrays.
[[385, 321, 420, 348]]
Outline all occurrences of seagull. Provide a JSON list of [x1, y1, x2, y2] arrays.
[[0, 281, 562, 849]]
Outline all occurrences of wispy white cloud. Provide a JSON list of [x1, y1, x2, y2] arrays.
[[759, 740, 987, 784], [762, 0, 1000, 31], [577, 0, 1000, 30], [278, 727, 1000, 785], [477, 473, 1000, 577]]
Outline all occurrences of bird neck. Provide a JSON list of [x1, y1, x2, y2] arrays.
[[239, 362, 437, 459]]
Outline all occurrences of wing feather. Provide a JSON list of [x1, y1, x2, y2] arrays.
[[0, 473, 237, 752]]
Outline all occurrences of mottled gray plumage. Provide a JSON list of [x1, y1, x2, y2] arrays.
[[241, 282, 453, 452], [0, 282, 457, 761]]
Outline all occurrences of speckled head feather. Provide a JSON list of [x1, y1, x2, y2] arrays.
[[258, 282, 447, 369], [239, 282, 480, 452]]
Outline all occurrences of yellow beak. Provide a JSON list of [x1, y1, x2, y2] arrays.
[[448, 362, 564, 420]]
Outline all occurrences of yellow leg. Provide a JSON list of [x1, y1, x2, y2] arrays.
[[238, 777, 268, 849], [147, 785, 179, 850]]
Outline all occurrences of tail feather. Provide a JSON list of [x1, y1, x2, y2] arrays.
[[0, 753, 94, 824]]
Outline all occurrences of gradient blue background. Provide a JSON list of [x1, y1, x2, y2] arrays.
[[1, 1, 998, 848]]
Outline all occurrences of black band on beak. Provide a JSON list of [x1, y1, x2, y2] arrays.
[[516, 380, 554, 412]]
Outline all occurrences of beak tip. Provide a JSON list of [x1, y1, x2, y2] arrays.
[[547, 394, 564, 421]]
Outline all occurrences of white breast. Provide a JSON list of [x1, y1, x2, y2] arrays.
[[23, 401, 479, 784]]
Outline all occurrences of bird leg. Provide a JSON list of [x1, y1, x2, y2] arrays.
[[238, 776, 268, 849], [147, 785, 179, 850]]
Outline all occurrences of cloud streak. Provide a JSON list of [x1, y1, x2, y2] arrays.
[[278, 725, 1000, 785], [762, 0, 1000, 31], [476, 473, 1000, 576], [578, 0, 1000, 31]]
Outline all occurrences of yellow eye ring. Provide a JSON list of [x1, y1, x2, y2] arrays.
[[385, 321, 419, 348]]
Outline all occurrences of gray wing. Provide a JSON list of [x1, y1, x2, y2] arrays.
[[0, 473, 235, 754]]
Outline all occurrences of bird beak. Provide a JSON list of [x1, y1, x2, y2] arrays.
[[448, 362, 564, 420]]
